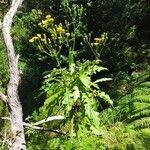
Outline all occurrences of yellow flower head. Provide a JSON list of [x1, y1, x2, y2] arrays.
[[42, 20, 48, 25], [93, 42, 99, 46], [33, 37, 39, 40], [94, 38, 102, 42], [46, 15, 54, 23], [46, 15, 51, 19], [37, 34, 42, 38], [49, 18, 54, 22], [93, 32, 108, 46], [56, 23, 65, 33], [41, 38, 47, 44], [29, 36, 38, 43], [29, 38, 34, 43]]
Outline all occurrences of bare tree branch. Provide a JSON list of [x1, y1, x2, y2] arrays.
[[2, 117, 11, 121], [33, 115, 64, 126], [24, 122, 66, 135], [2, 117, 66, 135], [0, 91, 7, 102]]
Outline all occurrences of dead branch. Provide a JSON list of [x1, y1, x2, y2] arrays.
[[33, 115, 64, 126], [2, 0, 25, 149], [2, 117, 66, 135], [24, 122, 66, 135]]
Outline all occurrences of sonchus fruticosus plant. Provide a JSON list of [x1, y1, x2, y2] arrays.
[[29, 3, 112, 136]]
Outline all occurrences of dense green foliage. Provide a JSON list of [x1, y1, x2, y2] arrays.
[[0, 0, 150, 149]]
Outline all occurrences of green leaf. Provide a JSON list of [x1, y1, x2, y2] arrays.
[[91, 111, 100, 127], [44, 91, 62, 106], [97, 92, 113, 105], [69, 51, 75, 73], [94, 78, 112, 84], [63, 88, 74, 112], [90, 126, 102, 135], [85, 104, 91, 118], [73, 86, 80, 101], [79, 75, 91, 89]]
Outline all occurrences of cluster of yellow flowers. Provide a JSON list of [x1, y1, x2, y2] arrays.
[[91, 32, 108, 46], [29, 33, 47, 43], [38, 15, 54, 27], [29, 14, 70, 44], [39, 15, 66, 34], [55, 23, 65, 33]]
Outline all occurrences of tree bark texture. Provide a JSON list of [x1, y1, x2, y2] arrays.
[[2, 0, 26, 149]]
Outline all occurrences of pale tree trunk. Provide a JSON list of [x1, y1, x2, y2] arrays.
[[2, 0, 26, 149]]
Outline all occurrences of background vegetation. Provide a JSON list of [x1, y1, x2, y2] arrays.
[[0, 0, 149, 149]]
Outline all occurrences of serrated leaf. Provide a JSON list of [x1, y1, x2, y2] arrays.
[[79, 75, 91, 89], [94, 78, 112, 84], [91, 111, 100, 127], [73, 86, 80, 101], [63, 88, 73, 112], [90, 126, 102, 135], [97, 92, 113, 105], [91, 82, 99, 89], [95, 66, 108, 72], [85, 104, 91, 118], [44, 91, 62, 106]]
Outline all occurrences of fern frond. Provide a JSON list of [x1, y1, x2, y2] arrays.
[[131, 110, 150, 121], [139, 81, 150, 88], [133, 117, 150, 128], [132, 102, 150, 112], [134, 95, 150, 103], [134, 88, 150, 96], [97, 92, 113, 105]]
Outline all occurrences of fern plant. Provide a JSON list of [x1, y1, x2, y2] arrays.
[[97, 70, 150, 149], [113, 81, 150, 129], [129, 81, 150, 129]]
